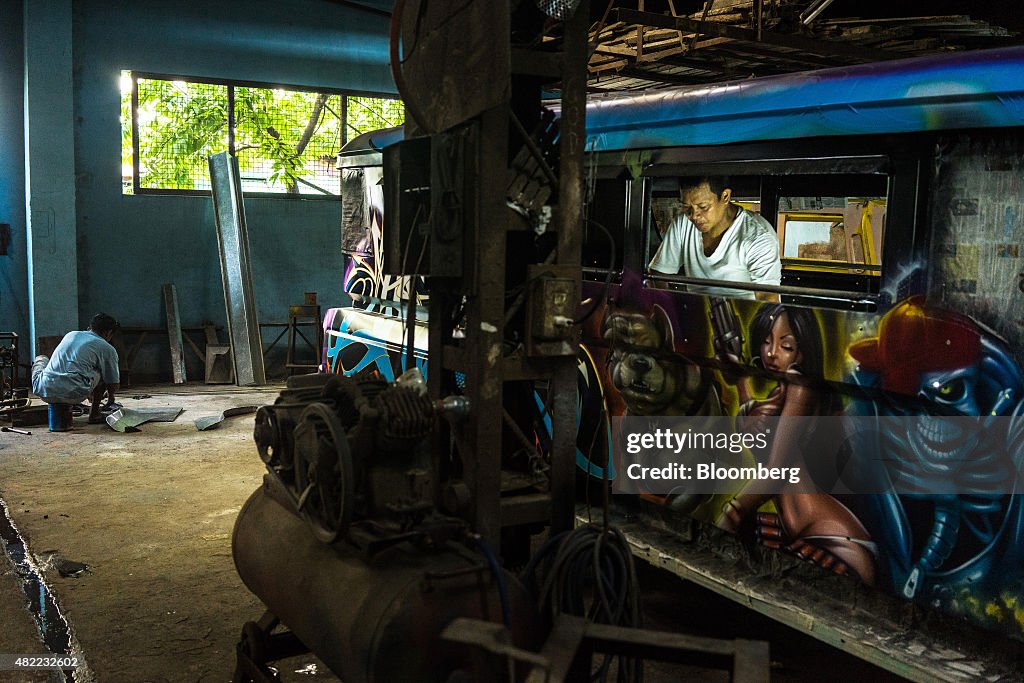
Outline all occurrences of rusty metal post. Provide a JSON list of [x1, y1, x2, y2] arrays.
[[549, 0, 590, 536], [461, 105, 510, 547]]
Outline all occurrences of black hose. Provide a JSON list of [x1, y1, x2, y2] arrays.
[[572, 218, 617, 325], [520, 525, 644, 683]]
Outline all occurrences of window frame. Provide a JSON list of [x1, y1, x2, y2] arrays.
[[125, 71, 403, 199], [628, 140, 923, 311]]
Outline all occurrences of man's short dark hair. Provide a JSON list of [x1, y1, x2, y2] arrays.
[[679, 175, 731, 198], [90, 313, 120, 336]]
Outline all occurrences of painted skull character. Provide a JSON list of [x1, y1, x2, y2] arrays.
[[847, 296, 1024, 604]]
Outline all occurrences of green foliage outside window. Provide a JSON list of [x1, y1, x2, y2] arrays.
[[346, 96, 406, 141], [120, 72, 404, 196]]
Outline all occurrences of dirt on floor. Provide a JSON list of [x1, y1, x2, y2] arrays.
[[0, 384, 339, 683]]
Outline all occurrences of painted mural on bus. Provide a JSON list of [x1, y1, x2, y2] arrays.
[[322, 47, 1024, 638]]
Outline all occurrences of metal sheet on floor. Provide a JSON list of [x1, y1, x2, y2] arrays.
[[105, 406, 184, 433]]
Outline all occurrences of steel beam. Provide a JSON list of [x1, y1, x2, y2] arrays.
[[548, 0, 590, 537], [208, 152, 266, 387], [162, 283, 186, 383]]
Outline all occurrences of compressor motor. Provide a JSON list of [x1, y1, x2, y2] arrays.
[[253, 369, 468, 549]]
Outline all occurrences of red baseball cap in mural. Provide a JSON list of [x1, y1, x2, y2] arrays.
[[848, 296, 982, 396]]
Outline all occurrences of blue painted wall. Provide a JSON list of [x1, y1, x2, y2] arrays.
[[25, 0, 79, 354], [5, 0, 393, 380], [0, 0, 29, 362]]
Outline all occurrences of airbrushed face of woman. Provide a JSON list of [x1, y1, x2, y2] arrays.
[[761, 311, 802, 373]]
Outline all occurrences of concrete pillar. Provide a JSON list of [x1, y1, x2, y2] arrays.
[[0, 0, 29, 350], [24, 0, 78, 356]]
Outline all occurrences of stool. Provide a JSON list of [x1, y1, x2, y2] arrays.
[[48, 403, 74, 432], [285, 304, 322, 376]]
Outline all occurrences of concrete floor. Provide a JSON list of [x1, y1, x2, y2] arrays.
[[0, 383, 337, 683], [0, 383, 906, 683], [0, 558, 50, 683]]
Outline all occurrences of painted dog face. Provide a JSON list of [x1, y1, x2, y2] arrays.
[[603, 305, 716, 417]]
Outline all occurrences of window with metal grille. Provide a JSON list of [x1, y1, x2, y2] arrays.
[[120, 72, 404, 197]]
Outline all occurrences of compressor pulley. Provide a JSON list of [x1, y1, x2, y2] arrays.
[[292, 402, 354, 544]]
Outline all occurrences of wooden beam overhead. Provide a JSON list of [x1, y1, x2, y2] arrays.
[[637, 45, 689, 63], [594, 41, 687, 63], [614, 7, 901, 62], [593, 44, 751, 79], [619, 66, 709, 86], [701, 40, 848, 68], [588, 57, 629, 73]]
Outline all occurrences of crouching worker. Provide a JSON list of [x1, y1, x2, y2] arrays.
[[32, 313, 121, 424]]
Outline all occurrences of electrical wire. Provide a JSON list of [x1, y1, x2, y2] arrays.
[[389, 0, 477, 133], [572, 217, 616, 325], [404, 227, 429, 366], [388, 0, 429, 131], [398, 0, 429, 65], [398, 202, 425, 362], [474, 535, 513, 629]]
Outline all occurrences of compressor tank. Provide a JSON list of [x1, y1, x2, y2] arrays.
[[232, 479, 539, 682]]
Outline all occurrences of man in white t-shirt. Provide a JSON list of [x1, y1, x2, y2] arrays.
[[31, 313, 121, 424], [649, 176, 781, 301]]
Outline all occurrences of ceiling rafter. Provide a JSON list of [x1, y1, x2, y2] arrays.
[[578, 2, 1021, 92], [614, 7, 900, 62]]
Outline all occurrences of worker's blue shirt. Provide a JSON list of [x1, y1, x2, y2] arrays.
[[32, 330, 120, 404]]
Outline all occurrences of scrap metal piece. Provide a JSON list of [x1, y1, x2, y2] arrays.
[[163, 283, 187, 383], [105, 406, 184, 433], [52, 557, 89, 578], [208, 152, 266, 387], [194, 405, 259, 431]]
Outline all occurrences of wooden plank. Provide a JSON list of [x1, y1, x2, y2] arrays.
[[181, 331, 205, 364], [691, 36, 735, 49], [594, 44, 645, 58], [162, 283, 187, 384], [615, 7, 900, 61], [589, 58, 629, 74], [592, 44, 748, 79], [525, 616, 586, 683], [621, 27, 688, 43], [637, 45, 689, 62]]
